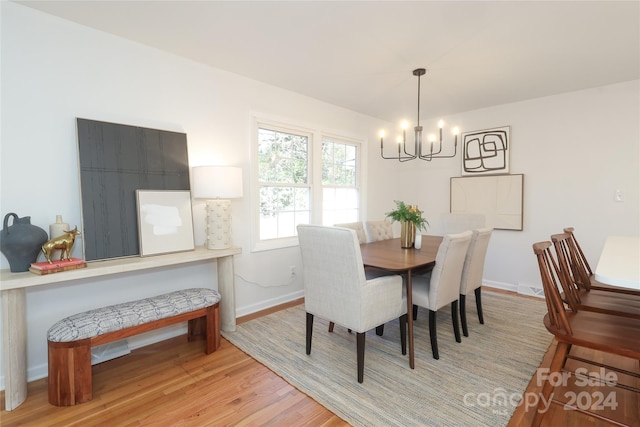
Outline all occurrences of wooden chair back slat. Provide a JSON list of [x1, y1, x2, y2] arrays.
[[532, 241, 573, 335]]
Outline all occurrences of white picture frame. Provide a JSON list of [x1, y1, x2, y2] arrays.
[[136, 190, 195, 256], [461, 126, 510, 176], [450, 174, 524, 231]]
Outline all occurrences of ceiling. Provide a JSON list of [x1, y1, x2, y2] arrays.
[[16, 1, 640, 124]]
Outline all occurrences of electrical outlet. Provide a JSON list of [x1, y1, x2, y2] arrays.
[[615, 189, 624, 202], [289, 266, 296, 277]]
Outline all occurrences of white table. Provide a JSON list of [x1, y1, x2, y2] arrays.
[[0, 246, 241, 411], [594, 236, 639, 290]]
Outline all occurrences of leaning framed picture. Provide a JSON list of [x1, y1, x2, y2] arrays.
[[135, 190, 195, 256], [461, 126, 510, 176]]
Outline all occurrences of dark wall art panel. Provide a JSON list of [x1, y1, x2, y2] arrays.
[[77, 118, 190, 261]]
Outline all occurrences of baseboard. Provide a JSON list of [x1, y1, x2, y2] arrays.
[[516, 282, 545, 299], [236, 289, 304, 318], [483, 279, 517, 293]]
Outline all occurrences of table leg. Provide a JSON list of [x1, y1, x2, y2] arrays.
[[1, 288, 28, 410], [217, 255, 236, 332], [406, 270, 414, 369]]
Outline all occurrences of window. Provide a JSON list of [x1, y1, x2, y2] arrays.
[[254, 118, 362, 250], [321, 138, 359, 226]]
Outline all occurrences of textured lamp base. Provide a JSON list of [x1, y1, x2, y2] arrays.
[[205, 199, 232, 249]]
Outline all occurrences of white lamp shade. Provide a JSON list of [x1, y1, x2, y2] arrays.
[[192, 166, 243, 199]]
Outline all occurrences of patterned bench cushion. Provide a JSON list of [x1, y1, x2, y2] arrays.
[[48, 288, 221, 342]]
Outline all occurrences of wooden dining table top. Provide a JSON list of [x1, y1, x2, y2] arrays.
[[360, 235, 443, 271]]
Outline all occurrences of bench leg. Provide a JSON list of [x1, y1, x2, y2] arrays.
[[48, 339, 92, 406], [187, 303, 220, 354]]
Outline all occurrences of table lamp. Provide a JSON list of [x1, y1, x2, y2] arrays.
[[192, 166, 243, 249]]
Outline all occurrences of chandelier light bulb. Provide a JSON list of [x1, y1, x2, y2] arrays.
[[379, 130, 386, 138], [428, 134, 436, 143], [453, 127, 460, 135], [396, 136, 403, 144], [401, 121, 409, 130], [438, 120, 444, 128]]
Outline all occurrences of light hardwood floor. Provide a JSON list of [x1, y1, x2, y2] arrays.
[[1, 295, 638, 426]]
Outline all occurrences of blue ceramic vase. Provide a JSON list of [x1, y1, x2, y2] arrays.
[[0, 213, 49, 272]]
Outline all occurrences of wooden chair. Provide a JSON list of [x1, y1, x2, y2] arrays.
[[412, 231, 472, 359], [531, 241, 640, 426], [563, 227, 640, 296], [459, 228, 493, 337], [297, 224, 407, 383], [551, 233, 640, 319]]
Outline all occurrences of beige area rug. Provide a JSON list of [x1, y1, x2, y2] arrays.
[[223, 291, 552, 426]]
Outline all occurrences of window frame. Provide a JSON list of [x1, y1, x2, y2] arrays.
[[251, 115, 365, 252]]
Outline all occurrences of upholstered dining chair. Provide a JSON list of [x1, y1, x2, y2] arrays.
[[531, 241, 640, 427], [551, 232, 640, 319], [412, 231, 472, 359], [563, 227, 640, 296], [459, 228, 493, 337], [334, 222, 367, 244], [297, 224, 407, 383], [364, 219, 394, 242]]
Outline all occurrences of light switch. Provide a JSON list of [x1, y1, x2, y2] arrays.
[[615, 190, 624, 202]]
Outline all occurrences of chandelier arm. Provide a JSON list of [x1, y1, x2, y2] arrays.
[[418, 141, 458, 160]]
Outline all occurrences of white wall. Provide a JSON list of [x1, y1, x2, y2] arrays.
[[1, 2, 639, 388], [0, 3, 386, 386], [368, 80, 639, 293]]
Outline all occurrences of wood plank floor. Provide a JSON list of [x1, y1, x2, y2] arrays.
[[2, 295, 638, 426]]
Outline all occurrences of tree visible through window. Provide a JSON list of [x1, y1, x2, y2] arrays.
[[258, 127, 311, 240]]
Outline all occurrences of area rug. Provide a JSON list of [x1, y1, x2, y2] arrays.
[[223, 291, 552, 426]]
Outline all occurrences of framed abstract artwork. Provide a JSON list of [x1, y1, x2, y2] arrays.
[[136, 190, 195, 256], [461, 126, 510, 176]]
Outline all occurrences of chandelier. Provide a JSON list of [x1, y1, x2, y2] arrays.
[[380, 68, 459, 162]]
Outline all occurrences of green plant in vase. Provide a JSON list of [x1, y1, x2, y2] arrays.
[[385, 200, 429, 248]]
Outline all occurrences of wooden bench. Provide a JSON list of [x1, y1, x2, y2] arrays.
[[47, 288, 221, 406]]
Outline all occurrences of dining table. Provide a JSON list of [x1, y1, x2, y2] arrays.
[[360, 235, 443, 369], [594, 235, 640, 290]]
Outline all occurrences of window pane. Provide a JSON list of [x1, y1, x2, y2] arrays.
[[322, 187, 359, 225], [258, 128, 308, 184], [322, 140, 357, 186], [259, 185, 310, 240]]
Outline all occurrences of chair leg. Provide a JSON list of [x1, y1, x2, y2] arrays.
[[328, 321, 334, 332], [428, 310, 439, 359], [399, 314, 407, 355], [460, 294, 469, 337], [412, 304, 418, 320], [356, 332, 365, 383], [375, 325, 384, 336], [475, 287, 484, 324], [532, 341, 571, 427], [451, 301, 461, 343], [306, 312, 314, 355]]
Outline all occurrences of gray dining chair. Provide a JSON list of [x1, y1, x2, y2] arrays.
[[459, 228, 493, 337], [297, 224, 407, 383], [412, 231, 472, 359]]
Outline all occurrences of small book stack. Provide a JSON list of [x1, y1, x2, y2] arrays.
[[29, 258, 87, 275]]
